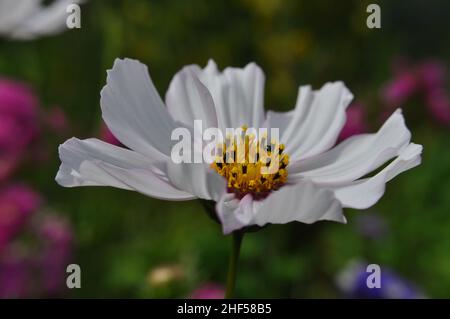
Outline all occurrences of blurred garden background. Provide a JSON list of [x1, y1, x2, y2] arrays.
[[1, 0, 450, 298]]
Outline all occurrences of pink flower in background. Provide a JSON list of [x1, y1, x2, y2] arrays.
[[39, 216, 73, 295], [0, 213, 73, 298], [0, 184, 41, 250], [0, 78, 40, 148], [99, 122, 121, 146], [381, 71, 419, 107], [190, 283, 225, 299], [0, 78, 40, 181], [338, 103, 368, 142], [45, 106, 69, 134], [419, 61, 446, 93], [382, 59, 450, 126], [426, 89, 450, 125], [419, 61, 450, 124], [0, 78, 74, 298]]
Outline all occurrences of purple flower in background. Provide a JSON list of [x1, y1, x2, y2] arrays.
[[0, 184, 41, 250], [0, 246, 31, 298], [336, 260, 425, 299], [190, 283, 225, 299], [0, 78, 40, 181], [338, 103, 368, 142], [0, 212, 73, 298], [38, 215, 73, 295]]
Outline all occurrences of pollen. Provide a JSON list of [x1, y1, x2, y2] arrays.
[[210, 126, 289, 198]]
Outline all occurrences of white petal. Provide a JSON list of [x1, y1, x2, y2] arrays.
[[278, 82, 353, 161], [56, 138, 195, 201], [197, 61, 265, 130], [0, 0, 38, 34], [100, 58, 178, 162], [215, 193, 254, 234], [166, 161, 226, 201], [9, 0, 84, 40], [216, 180, 345, 234], [290, 109, 411, 186], [333, 143, 423, 209], [262, 109, 295, 139], [165, 65, 218, 128]]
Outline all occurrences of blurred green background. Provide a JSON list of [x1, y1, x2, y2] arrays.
[[1, 0, 450, 298]]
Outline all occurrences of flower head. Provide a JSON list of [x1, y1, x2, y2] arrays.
[[210, 125, 290, 199], [56, 58, 422, 234]]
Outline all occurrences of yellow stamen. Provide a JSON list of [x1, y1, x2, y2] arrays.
[[211, 125, 289, 198]]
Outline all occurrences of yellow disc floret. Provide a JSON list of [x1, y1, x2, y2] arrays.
[[210, 126, 289, 199]]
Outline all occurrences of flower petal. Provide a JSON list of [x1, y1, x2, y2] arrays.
[[165, 65, 218, 128], [216, 180, 345, 234], [0, 0, 39, 34], [196, 60, 265, 130], [333, 143, 423, 209], [166, 161, 226, 201], [100, 58, 178, 162], [215, 193, 254, 234], [290, 109, 412, 186], [56, 138, 195, 201], [263, 109, 295, 139], [268, 82, 353, 161], [8, 0, 84, 40]]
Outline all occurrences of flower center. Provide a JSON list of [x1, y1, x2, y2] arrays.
[[211, 126, 289, 199]]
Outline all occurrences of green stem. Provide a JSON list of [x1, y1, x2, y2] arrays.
[[225, 230, 244, 299]]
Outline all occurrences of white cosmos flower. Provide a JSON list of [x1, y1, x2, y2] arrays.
[[0, 0, 83, 40], [56, 58, 423, 234]]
